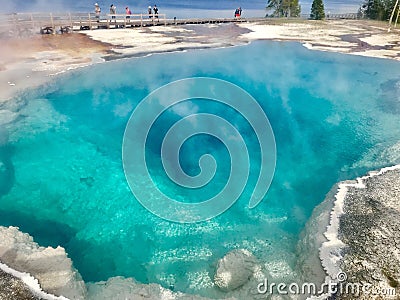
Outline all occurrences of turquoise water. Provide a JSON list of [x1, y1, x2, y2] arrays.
[[1, 41, 400, 297]]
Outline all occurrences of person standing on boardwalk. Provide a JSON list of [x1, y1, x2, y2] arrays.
[[94, 3, 101, 22], [110, 4, 116, 20], [235, 7, 242, 18], [125, 6, 132, 24], [153, 5, 159, 19], [148, 6, 153, 18]]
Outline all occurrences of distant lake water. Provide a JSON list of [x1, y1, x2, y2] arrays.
[[2, 0, 362, 16]]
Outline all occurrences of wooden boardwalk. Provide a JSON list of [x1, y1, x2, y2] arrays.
[[0, 12, 250, 36], [326, 13, 359, 19], [0, 12, 361, 36]]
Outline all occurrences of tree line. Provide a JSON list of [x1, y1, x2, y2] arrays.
[[266, 0, 397, 20], [266, 0, 325, 20], [360, 0, 397, 20]]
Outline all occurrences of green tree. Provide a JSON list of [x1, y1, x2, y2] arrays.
[[361, 0, 396, 20], [266, 0, 301, 17], [310, 0, 325, 20], [266, 0, 281, 16]]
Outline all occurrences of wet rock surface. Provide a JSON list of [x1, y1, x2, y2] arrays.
[[338, 168, 400, 299], [379, 79, 400, 115], [214, 249, 257, 292], [87, 276, 209, 300]]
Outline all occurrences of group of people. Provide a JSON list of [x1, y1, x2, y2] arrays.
[[148, 5, 159, 18], [234, 7, 242, 18], [94, 3, 159, 21]]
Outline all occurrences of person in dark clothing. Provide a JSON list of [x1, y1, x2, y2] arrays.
[[110, 4, 116, 20], [153, 5, 159, 19]]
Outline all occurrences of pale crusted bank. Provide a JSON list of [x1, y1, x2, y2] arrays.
[[299, 165, 400, 299]]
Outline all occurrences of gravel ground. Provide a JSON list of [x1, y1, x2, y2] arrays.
[[0, 269, 40, 300], [338, 169, 400, 299]]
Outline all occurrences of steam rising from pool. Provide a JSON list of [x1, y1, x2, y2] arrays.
[[0, 41, 399, 298]]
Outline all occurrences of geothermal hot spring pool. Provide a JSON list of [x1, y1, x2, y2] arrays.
[[0, 41, 400, 298]]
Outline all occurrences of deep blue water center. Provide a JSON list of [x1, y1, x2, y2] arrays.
[[1, 41, 400, 297]]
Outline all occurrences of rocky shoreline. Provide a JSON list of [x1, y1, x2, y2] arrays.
[[337, 166, 400, 299], [0, 226, 85, 299], [0, 226, 209, 299], [299, 165, 400, 299], [0, 225, 261, 299]]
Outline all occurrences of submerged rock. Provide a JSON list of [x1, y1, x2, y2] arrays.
[[296, 183, 338, 286], [214, 249, 257, 292], [87, 276, 208, 300], [379, 79, 400, 115], [0, 110, 18, 127]]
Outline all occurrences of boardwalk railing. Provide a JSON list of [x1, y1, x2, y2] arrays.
[[78, 13, 168, 30], [0, 13, 88, 35], [297, 13, 359, 20], [326, 13, 359, 19], [0, 12, 250, 36], [0, 12, 170, 35]]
